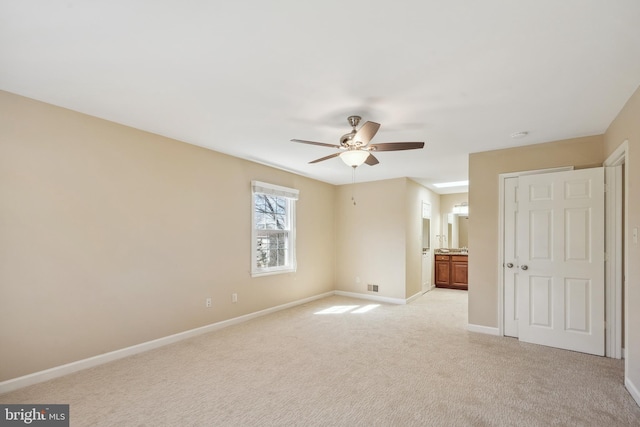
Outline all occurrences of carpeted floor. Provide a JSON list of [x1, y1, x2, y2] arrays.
[[2, 289, 639, 426]]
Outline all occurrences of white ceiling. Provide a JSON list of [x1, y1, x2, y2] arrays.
[[2, 1, 640, 194]]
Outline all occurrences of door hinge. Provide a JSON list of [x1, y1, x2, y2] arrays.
[[604, 252, 609, 262]]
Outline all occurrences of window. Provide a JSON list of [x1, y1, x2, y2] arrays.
[[251, 181, 298, 277]]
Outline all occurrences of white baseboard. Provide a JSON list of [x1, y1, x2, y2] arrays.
[[0, 291, 334, 395], [626, 376, 640, 407], [467, 323, 500, 336], [333, 290, 407, 305]]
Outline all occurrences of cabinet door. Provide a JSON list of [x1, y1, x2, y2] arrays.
[[435, 261, 450, 286], [451, 262, 468, 288]]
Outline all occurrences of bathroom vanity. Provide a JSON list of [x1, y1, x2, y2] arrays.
[[434, 252, 468, 290]]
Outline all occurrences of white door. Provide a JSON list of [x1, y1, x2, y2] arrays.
[[517, 168, 605, 356], [503, 177, 519, 337], [422, 252, 432, 292]]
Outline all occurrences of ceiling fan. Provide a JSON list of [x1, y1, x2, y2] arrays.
[[291, 116, 425, 167]]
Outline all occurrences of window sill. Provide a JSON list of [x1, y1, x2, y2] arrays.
[[251, 267, 296, 278]]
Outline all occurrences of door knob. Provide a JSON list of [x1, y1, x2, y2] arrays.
[[506, 263, 514, 268], [521, 265, 528, 270]]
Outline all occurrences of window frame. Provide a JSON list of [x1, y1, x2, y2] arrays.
[[251, 181, 298, 277]]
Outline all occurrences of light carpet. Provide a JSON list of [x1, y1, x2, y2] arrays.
[[2, 289, 639, 426]]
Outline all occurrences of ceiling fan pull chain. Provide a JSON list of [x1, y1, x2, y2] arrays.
[[351, 166, 357, 206]]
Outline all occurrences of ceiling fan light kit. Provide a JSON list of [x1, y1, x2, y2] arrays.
[[292, 116, 425, 168], [340, 150, 370, 167]]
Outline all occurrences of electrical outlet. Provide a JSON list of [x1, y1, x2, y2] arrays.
[[232, 293, 238, 303], [206, 298, 212, 308], [372, 285, 379, 292]]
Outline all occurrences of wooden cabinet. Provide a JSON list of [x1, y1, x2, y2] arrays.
[[451, 256, 468, 288], [434, 254, 468, 290], [435, 255, 451, 287]]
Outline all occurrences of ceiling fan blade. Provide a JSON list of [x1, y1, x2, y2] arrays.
[[309, 152, 341, 164], [365, 153, 379, 166], [354, 121, 380, 145], [369, 142, 425, 151], [291, 139, 341, 148]]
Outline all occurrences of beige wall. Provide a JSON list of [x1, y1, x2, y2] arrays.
[[440, 193, 468, 218], [0, 91, 336, 381], [604, 84, 640, 400], [335, 178, 440, 300], [467, 135, 604, 328], [335, 178, 407, 299]]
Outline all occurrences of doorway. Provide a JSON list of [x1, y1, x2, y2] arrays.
[[421, 201, 433, 293]]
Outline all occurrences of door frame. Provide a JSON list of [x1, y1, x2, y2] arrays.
[[421, 201, 433, 293], [497, 166, 574, 338], [604, 140, 628, 360]]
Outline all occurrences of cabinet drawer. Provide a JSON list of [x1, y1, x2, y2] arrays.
[[451, 255, 468, 262], [435, 255, 450, 261]]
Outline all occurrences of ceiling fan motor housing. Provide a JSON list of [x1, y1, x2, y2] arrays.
[[341, 116, 362, 146], [340, 131, 357, 146]]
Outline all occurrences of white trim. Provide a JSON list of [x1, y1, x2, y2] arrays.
[[333, 290, 408, 305], [497, 166, 574, 337], [497, 175, 505, 336], [251, 183, 297, 277], [604, 140, 628, 362], [467, 324, 500, 336], [0, 291, 334, 394], [604, 165, 623, 358], [626, 377, 640, 408], [497, 166, 575, 179], [605, 140, 629, 168], [604, 140, 631, 386], [251, 180, 299, 200]]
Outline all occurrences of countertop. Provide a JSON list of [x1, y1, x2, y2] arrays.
[[434, 249, 468, 255]]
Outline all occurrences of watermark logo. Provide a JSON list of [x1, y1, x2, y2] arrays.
[[0, 405, 68, 426]]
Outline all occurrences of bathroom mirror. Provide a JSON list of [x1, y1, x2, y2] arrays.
[[447, 213, 469, 248], [445, 203, 469, 249]]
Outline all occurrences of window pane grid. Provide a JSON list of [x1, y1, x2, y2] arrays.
[[256, 230, 289, 268], [254, 194, 288, 230], [253, 191, 294, 274]]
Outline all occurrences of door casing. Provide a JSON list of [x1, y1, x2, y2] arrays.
[[603, 140, 628, 360]]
